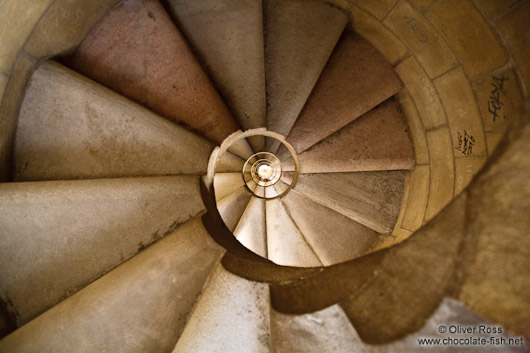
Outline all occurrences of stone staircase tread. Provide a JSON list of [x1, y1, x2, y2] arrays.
[[264, 0, 347, 139], [68, 0, 239, 144], [15, 61, 212, 181], [0, 176, 204, 326], [294, 172, 406, 233], [214, 173, 244, 202], [217, 187, 253, 232], [166, 0, 266, 141], [265, 198, 323, 267], [172, 263, 270, 353], [296, 99, 415, 174], [282, 190, 380, 266], [286, 31, 403, 154], [234, 197, 268, 258], [0, 218, 224, 352]]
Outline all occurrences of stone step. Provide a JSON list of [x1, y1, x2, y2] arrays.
[[0, 176, 204, 326], [216, 152, 245, 173], [265, 199, 322, 267], [296, 99, 415, 173], [0, 218, 224, 353], [286, 31, 403, 154], [68, 0, 239, 144], [234, 197, 267, 258], [214, 173, 244, 202], [217, 187, 252, 232], [270, 305, 363, 353], [264, 0, 347, 152], [166, 0, 266, 147], [293, 172, 406, 233], [282, 190, 380, 266], [172, 264, 270, 353], [15, 61, 212, 181]]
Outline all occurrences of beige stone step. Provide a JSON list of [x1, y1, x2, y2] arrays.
[[264, 0, 347, 150], [214, 173, 244, 202], [172, 264, 270, 353], [282, 190, 380, 265], [295, 99, 415, 173], [216, 152, 245, 173], [68, 0, 239, 144], [271, 305, 364, 353], [166, 0, 266, 145], [217, 187, 252, 231], [286, 32, 403, 153], [265, 199, 322, 267], [293, 172, 406, 233], [15, 61, 212, 181], [234, 197, 267, 258], [0, 176, 204, 326], [0, 218, 224, 353]]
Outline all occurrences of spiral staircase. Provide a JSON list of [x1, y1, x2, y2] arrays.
[[0, 0, 529, 352]]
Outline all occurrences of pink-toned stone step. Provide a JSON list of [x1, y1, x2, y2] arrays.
[[295, 99, 415, 173], [68, 0, 239, 144], [286, 31, 403, 153]]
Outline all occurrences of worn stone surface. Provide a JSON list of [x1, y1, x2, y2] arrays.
[[495, 1, 530, 96], [425, 127, 454, 221], [282, 190, 379, 265], [434, 68, 487, 157], [340, 194, 468, 344], [455, 157, 486, 195], [0, 53, 35, 181], [409, 0, 438, 13], [294, 171, 406, 233], [25, 0, 119, 58], [398, 90, 429, 165], [296, 99, 414, 173], [472, 69, 523, 132], [234, 197, 267, 258], [428, 0, 508, 80], [69, 0, 238, 144], [384, 0, 456, 78], [172, 264, 270, 353], [0, 218, 224, 353], [457, 108, 530, 340], [216, 152, 245, 173], [271, 305, 363, 353], [474, 0, 522, 19], [0, 176, 204, 326], [264, 0, 347, 139], [0, 0, 52, 73], [395, 56, 446, 129], [287, 32, 402, 153], [401, 165, 430, 231], [350, 5, 408, 66], [214, 173, 244, 202], [15, 61, 212, 181], [352, 0, 398, 19], [166, 0, 266, 136], [217, 187, 252, 232], [266, 198, 323, 267]]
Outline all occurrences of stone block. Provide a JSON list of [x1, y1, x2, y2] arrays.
[[495, 1, 530, 96], [398, 89, 429, 165], [455, 157, 487, 195], [474, 0, 521, 19], [352, 0, 398, 19], [370, 235, 396, 252], [472, 69, 524, 132], [25, 0, 119, 58], [428, 0, 508, 80], [384, 0, 456, 78], [393, 227, 413, 244], [396, 56, 446, 129], [434, 67, 487, 157], [401, 165, 430, 231], [425, 127, 454, 221], [392, 170, 410, 232], [350, 5, 408, 65], [0, 0, 53, 73]]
